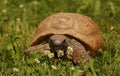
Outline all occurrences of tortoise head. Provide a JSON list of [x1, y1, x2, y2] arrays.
[[49, 34, 68, 57]]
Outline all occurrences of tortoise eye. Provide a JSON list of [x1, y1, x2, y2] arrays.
[[49, 39, 53, 43], [63, 39, 66, 43]]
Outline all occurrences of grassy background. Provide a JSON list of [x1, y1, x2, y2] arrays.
[[0, 0, 120, 76]]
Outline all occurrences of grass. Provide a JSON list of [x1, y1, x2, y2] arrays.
[[0, 0, 120, 76]]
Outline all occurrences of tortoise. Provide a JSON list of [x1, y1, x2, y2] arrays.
[[25, 13, 105, 65]]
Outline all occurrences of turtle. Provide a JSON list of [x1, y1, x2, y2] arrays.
[[25, 13, 105, 65]]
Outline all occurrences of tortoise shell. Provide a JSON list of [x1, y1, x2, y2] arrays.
[[31, 13, 105, 54]]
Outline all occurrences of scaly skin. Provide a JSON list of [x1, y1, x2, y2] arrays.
[[24, 43, 50, 54], [25, 34, 90, 65], [66, 38, 90, 65]]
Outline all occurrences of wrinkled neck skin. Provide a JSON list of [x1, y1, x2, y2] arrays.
[[49, 34, 68, 58]]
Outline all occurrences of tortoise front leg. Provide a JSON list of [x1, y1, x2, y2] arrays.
[[69, 39, 90, 65], [72, 47, 90, 65], [24, 43, 50, 54]]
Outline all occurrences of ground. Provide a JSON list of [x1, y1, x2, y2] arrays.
[[0, 0, 120, 76]]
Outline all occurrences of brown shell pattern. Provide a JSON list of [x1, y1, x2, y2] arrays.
[[31, 13, 105, 53]]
